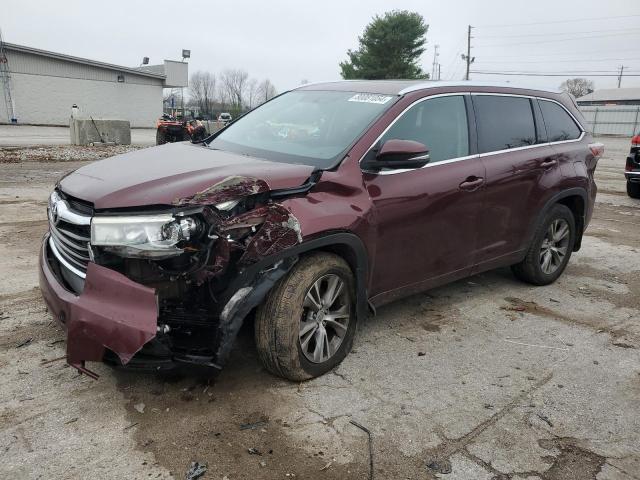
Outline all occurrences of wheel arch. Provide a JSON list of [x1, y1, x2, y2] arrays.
[[526, 188, 588, 253]]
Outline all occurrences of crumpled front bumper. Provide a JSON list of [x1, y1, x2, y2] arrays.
[[39, 233, 158, 378]]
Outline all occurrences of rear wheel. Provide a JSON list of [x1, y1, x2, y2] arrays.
[[627, 180, 640, 199], [255, 253, 356, 381], [512, 204, 576, 286], [156, 129, 166, 145]]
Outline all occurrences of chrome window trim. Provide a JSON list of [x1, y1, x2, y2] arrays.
[[478, 132, 586, 158], [360, 91, 587, 176], [48, 236, 87, 279]]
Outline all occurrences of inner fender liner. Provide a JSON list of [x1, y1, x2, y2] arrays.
[[66, 262, 158, 378], [215, 256, 297, 365]]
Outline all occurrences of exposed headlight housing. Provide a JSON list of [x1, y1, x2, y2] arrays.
[[91, 214, 200, 259], [215, 199, 241, 211]]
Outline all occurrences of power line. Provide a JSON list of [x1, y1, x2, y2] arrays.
[[476, 27, 640, 39], [476, 14, 640, 28], [475, 58, 640, 64], [476, 31, 640, 48], [471, 71, 640, 77], [479, 47, 640, 59]]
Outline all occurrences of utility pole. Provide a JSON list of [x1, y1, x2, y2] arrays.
[[431, 44, 440, 80], [461, 25, 475, 81], [618, 65, 626, 88]]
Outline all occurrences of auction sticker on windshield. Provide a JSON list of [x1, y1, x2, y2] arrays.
[[348, 93, 394, 104]]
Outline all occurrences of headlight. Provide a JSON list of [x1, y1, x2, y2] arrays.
[[91, 214, 200, 258], [215, 199, 241, 211]]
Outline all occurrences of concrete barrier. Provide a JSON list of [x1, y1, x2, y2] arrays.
[[201, 120, 226, 135], [70, 118, 131, 145]]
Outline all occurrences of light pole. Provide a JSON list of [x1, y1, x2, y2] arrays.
[[181, 49, 190, 119]]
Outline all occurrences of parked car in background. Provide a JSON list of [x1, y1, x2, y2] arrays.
[[40, 81, 602, 381], [218, 112, 232, 125], [626, 134, 640, 198]]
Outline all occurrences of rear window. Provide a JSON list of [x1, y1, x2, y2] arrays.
[[473, 95, 537, 153], [538, 100, 582, 142]]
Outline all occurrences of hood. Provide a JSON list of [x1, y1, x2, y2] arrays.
[[59, 142, 316, 209]]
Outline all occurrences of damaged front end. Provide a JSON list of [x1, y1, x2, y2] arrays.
[[41, 175, 311, 378]]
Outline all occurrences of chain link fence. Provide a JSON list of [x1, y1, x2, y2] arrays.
[[579, 106, 640, 136]]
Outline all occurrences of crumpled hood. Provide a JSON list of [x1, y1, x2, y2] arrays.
[[59, 142, 316, 209]]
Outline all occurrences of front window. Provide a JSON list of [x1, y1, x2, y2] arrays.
[[208, 90, 397, 168]]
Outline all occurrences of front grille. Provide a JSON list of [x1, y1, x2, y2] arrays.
[[48, 193, 92, 277]]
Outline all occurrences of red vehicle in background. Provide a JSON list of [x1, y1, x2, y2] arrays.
[[156, 114, 207, 145], [626, 135, 640, 198]]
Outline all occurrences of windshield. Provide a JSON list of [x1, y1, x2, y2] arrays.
[[208, 90, 397, 168]]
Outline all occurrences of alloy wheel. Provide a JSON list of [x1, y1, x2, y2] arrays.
[[539, 218, 570, 275], [299, 274, 351, 363]]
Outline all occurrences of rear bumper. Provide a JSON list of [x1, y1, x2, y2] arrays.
[[39, 233, 158, 378], [625, 171, 640, 183]]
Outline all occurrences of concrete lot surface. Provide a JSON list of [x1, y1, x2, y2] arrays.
[[0, 137, 638, 479], [0, 124, 156, 146]]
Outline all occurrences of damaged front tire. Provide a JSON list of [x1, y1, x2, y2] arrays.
[[255, 252, 356, 381]]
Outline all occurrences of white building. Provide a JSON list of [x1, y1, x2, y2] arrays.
[[0, 43, 188, 127]]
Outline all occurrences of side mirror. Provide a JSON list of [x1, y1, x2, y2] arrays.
[[362, 139, 430, 171]]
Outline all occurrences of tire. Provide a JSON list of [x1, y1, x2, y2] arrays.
[[627, 180, 640, 199], [156, 129, 166, 145], [255, 252, 357, 381], [511, 204, 576, 286]]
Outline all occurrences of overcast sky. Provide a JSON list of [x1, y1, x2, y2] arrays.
[[4, 0, 639, 94]]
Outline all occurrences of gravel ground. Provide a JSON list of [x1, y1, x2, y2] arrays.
[[0, 145, 145, 163], [0, 137, 638, 480]]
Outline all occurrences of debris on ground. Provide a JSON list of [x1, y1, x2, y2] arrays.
[[537, 413, 554, 427], [349, 420, 374, 480], [133, 403, 145, 414], [16, 337, 33, 348], [248, 447, 263, 456], [240, 420, 268, 430], [426, 459, 452, 474], [185, 461, 207, 480]]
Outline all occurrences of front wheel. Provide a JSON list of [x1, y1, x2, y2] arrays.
[[255, 253, 356, 381], [627, 180, 640, 199], [511, 204, 576, 286]]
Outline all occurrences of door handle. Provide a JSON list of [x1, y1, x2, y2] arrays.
[[459, 176, 484, 191], [540, 159, 557, 168]]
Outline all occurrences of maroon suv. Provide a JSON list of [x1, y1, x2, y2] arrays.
[[39, 81, 602, 380]]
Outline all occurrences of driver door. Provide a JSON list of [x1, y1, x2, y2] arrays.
[[363, 94, 485, 304]]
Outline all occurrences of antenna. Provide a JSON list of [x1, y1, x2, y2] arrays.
[[0, 28, 17, 123]]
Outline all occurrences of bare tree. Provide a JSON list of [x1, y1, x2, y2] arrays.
[[560, 78, 594, 99], [256, 79, 277, 103], [246, 78, 259, 109], [220, 69, 249, 109], [189, 71, 216, 117]]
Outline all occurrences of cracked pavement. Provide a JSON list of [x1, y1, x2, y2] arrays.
[[0, 136, 638, 479]]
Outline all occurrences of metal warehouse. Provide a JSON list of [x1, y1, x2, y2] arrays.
[[0, 42, 187, 127]]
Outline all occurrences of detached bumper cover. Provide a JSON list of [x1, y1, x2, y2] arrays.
[[39, 235, 157, 378]]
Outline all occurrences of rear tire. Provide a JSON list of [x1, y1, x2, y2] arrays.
[[511, 204, 576, 286], [255, 253, 356, 381], [627, 180, 640, 199], [156, 129, 166, 145]]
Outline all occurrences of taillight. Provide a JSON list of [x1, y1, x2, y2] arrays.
[[588, 142, 604, 158], [632, 135, 640, 146]]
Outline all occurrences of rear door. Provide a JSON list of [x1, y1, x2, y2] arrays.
[[363, 94, 485, 303], [472, 94, 558, 270]]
